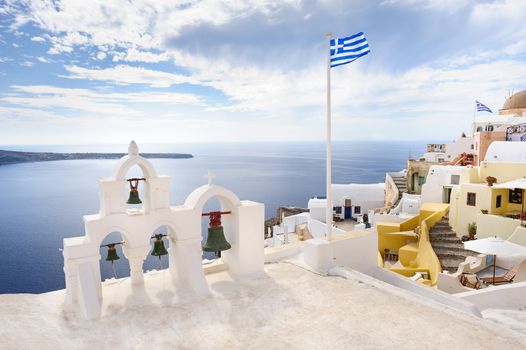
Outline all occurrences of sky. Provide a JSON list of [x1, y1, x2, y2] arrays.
[[0, 0, 526, 145]]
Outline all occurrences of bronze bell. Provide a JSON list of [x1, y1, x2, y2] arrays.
[[203, 226, 231, 253], [126, 178, 142, 204], [105, 243, 120, 262], [151, 234, 168, 259]]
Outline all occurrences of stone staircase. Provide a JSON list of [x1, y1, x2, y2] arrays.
[[390, 172, 408, 205], [429, 216, 478, 272]]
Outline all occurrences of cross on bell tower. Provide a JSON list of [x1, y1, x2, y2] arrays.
[[206, 170, 215, 185]]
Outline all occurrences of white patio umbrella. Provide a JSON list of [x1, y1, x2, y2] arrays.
[[464, 236, 526, 284], [494, 177, 526, 216]]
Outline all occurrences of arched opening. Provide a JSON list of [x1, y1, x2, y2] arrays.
[[143, 225, 172, 272], [99, 231, 130, 281], [123, 164, 147, 211]]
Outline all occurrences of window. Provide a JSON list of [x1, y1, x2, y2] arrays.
[[418, 176, 425, 186], [334, 206, 342, 214], [476, 126, 483, 132], [496, 195, 502, 208], [467, 192, 476, 206], [486, 125, 494, 132], [451, 175, 460, 185], [509, 189, 523, 204], [354, 206, 361, 214]]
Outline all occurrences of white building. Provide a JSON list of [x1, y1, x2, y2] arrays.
[[308, 183, 385, 222], [420, 165, 464, 204], [484, 140, 526, 162], [422, 135, 473, 163]]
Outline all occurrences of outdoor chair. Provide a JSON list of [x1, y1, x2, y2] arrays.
[[480, 266, 518, 284], [459, 273, 483, 289]]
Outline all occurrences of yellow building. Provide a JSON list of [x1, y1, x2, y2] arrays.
[[449, 141, 526, 242]]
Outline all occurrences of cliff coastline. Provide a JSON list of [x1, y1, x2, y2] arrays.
[[0, 149, 193, 166]]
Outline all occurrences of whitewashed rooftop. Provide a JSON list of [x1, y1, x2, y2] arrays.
[[1, 263, 525, 349]]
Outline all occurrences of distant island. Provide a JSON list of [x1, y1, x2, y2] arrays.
[[0, 149, 193, 166]]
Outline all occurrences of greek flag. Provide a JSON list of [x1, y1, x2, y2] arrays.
[[330, 32, 370, 68], [476, 100, 493, 113]]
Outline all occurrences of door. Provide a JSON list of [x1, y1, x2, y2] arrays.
[[344, 206, 351, 219], [443, 188, 452, 203]]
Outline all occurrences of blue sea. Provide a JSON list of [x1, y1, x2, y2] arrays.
[[0, 141, 427, 294]]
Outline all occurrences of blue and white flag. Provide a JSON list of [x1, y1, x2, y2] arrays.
[[476, 100, 493, 113], [330, 32, 370, 68]]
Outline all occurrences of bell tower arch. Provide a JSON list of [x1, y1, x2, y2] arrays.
[[62, 142, 265, 320]]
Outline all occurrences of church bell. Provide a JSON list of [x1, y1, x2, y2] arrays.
[[151, 234, 168, 259], [202, 211, 232, 256], [203, 226, 231, 253], [105, 243, 120, 262], [126, 178, 143, 204]]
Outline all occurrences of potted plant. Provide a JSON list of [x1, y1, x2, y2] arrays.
[[485, 176, 497, 186], [468, 222, 477, 240]]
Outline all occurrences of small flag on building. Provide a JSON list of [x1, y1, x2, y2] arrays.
[[476, 100, 493, 113], [330, 32, 370, 68]]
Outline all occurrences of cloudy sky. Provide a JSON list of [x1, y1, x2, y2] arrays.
[[1, 0, 525, 145]]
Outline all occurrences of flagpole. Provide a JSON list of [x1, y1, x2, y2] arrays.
[[326, 32, 333, 241]]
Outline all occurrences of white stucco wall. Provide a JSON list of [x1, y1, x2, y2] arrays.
[[389, 193, 421, 216], [421, 165, 463, 203], [445, 136, 473, 160], [484, 141, 526, 162], [422, 137, 473, 163], [308, 183, 385, 221], [307, 218, 346, 239], [455, 281, 526, 312], [304, 230, 378, 275]]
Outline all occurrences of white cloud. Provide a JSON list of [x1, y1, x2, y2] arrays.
[[8, 0, 302, 61], [121, 48, 169, 63], [62, 65, 191, 87], [0, 106, 65, 121], [30, 36, 45, 42], [381, 0, 472, 12], [48, 43, 73, 54], [36, 56, 51, 63], [0, 57, 13, 63], [0, 85, 201, 117], [471, 0, 526, 24], [96, 51, 107, 60], [2, 0, 526, 143], [19, 61, 34, 67]]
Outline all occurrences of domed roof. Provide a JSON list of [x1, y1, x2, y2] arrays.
[[502, 90, 526, 111]]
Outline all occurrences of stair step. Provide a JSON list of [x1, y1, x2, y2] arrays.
[[432, 242, 465, 250], [436, 251, 478, 261], [430, 228, 454, 234], [430, 232, 458, 239], [434, 248, 469, 256], [432, 223, 451, 228], [430, 236, 462, 243]]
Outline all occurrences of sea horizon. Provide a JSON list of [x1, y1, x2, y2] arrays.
[[1, 140, 428, 293]]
